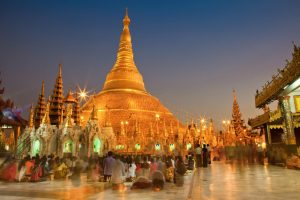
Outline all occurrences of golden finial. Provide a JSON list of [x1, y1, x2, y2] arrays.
[[123, 8, 130, 26]]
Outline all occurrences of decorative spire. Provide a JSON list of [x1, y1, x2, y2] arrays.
[[73, 88, 80, 125], [28, 104, 34, 128], [63, 103, 73, 127], [90, 104, 98, 120], [50, 64, 64, 126], [34, 80, 46, 128], [123, 8, 130, 26], [102, 8, 146, 92], [41, 99, 51, 125], [58, 63, 62, 78], [233, 89, 237, 101]]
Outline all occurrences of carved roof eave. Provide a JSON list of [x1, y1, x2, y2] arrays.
[[248, 112, 270, 128], [255, 47, 300, 108]]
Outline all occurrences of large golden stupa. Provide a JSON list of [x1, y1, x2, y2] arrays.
[[80, 10, 184, 151]]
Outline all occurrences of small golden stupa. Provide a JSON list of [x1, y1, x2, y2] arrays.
[[80, 10, 184, 151]]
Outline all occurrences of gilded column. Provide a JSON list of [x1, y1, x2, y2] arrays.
[[279, 96, 296, 144]]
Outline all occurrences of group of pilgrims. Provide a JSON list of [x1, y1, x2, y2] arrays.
[[0, 143, 212, 191]]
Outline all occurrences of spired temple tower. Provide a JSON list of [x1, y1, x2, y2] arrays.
[[80, 10, 185, 154], [49, 64, 64, 126]]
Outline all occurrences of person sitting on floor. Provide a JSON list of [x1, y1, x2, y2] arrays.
[[131, 176, 152, 189], [152, 170, 165, 191]]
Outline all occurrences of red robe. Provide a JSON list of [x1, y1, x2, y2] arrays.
[[30, 165, 42, 182], [1, 162, 17, 181]]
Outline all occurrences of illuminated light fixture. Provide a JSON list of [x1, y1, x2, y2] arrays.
[[116, 144, 125, 150], [262, 142, 266, 149], [155, 114, 160, 119], [201, 119, 205, 123], [5, 145, 9, 151], [77, 86, 91, 102]]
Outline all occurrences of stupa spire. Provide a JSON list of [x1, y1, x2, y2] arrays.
[[34, 80, 46, 128], [102, 9, 146, 92]]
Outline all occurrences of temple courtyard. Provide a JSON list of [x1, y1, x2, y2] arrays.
[[0, 162, 299, 200]]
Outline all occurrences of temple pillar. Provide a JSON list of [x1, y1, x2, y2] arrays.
[[264, 124, 271, 144], [279, 96, 296, 145]]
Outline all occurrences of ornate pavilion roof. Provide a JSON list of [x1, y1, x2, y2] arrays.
[[255, 45, 300, 108]]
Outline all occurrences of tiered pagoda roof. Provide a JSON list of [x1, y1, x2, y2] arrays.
[[34, 81, 46, 128], [49, 64, 64, 126]]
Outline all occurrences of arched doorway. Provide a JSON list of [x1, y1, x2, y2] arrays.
[[186, 143, 192, 150], [93, 137, 101, 154], [169, 143, 175, 152], [32, 139, 41, 156], [155, 143, 161, 151], [135, 143, 141, 151]]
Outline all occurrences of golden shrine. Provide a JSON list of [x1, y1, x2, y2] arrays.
[[80, 10, 185, 154]]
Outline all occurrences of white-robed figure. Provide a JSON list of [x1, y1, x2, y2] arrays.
[[111, 155, 126, 190]]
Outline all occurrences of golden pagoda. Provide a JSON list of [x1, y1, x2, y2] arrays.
[[80, 10, 184, 153]]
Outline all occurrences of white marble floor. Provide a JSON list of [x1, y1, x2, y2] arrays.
[[189, 163, 300, 200], [0, 163, 299, 200]]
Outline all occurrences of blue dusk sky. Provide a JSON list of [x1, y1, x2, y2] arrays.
[[1, 0, 300, 129]]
